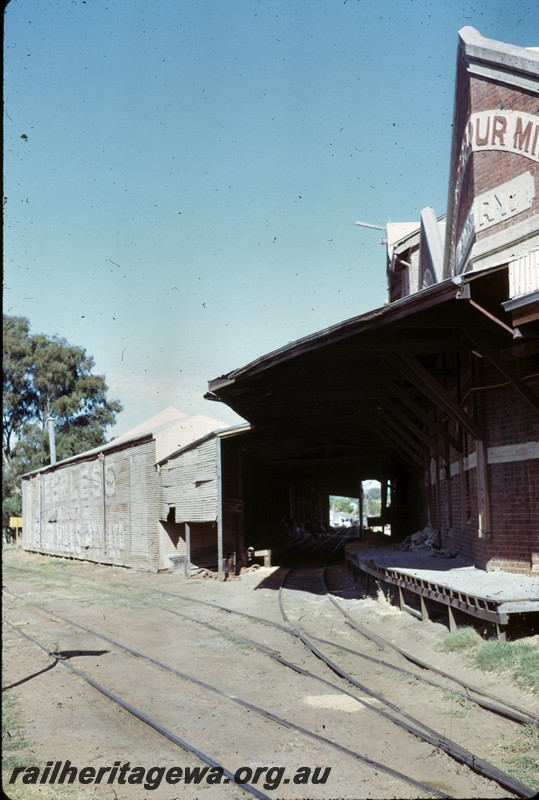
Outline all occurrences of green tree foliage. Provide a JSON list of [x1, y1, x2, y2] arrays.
[[364, 485, 381, 517], [330, 496, 357, 515], [2, 315, 123, 526]]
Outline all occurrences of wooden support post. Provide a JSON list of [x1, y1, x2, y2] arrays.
[[216, 437, 224, 579], [476, 440, 491, 539], [420, 594, 429, 621], [359, 483, 364, 537], [382, 480, 388, 531], [398, 585, 405, 611], [434, 454, 441, 531], [184, 523, 191, 578], [445, 441, 453, 528], [448, 604, 457, 632], [39, 473, 43, 546], [496, 623, 507, 642], [99, 453, 107, 555], [358, 568, 366, 593], [459, 451, 467, 530], [10, 517, 23, 549]]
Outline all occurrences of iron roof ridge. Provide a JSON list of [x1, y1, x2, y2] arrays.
[[156, 422, 251, 466], [20, 431, 155, 479]]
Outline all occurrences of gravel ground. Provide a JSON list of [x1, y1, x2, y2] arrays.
[[2, 547, 538, 800]]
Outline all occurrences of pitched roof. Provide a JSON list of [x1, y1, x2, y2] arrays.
[[21, 408, 233, 477]]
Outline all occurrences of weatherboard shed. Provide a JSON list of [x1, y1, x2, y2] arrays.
[[20, 408, 245, 572]]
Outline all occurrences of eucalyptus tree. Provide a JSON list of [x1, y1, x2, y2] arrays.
[[2, 315, 122, 524]]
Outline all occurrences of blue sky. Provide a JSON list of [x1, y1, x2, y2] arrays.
[[4, 0, 538, 436]]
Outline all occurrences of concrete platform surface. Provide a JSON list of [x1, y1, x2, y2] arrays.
[[346, 544, 539, 609]]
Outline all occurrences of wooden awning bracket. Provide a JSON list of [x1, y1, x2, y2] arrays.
[[463, 297, 520, 337], [386, 352, 482, 440], [379, 398, 447, 459], [383, 379, 463, 453], [461, 325, 539, 416], [376, 408, 428, 466]]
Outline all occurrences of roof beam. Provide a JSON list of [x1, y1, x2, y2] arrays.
[[332, 336, 470, 356], [377, 409, 429, 465], [258, 386, 393, 404], [379, 398, 447, 459], [375, 423, 424, 470], [386, 352, 482, 440], [383, 379, 463, 452], [265, 456, 369, 468]]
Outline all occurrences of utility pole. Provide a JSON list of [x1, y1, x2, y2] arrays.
[[47, 416, 57, 465]]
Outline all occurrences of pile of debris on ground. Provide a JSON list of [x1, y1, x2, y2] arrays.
[[394, 525, 457, 558]]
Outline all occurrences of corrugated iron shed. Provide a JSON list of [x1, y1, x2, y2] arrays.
[[20, 409, 240, 572]]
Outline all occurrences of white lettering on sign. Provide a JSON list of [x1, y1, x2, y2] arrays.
[[455, 172, 535, 272], [454, 172, 535, 272], [454, 112, 539, 230], [465, 110, 539, 162], [455, 207, 475, 272], [450, 110, 539, 273], [474, 171, 535, 231]]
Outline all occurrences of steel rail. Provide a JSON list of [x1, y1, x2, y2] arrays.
[[2, 561, 291, 632], [6, 582, 531, 737], [6, 562, 533, 727], [310, 632, 536, 726], [164, 604, 535, 728], [2, 619, 271, 800], [4, 563, 536, 724], [279, 569, 536, 799], [159, 590, 294, 633], [322, 567, 539, 724], [155, 585, 538, 727], [2, 609, 449, 799]]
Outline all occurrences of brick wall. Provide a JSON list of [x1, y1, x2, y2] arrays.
[[450, 52, 539, 274], [487, 459, 538, 573], [434, 378, 538, 575], [470, 81, 539, 241]]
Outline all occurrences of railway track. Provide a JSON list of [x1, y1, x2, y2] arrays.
[[3, 558, 537, 798], [148, 576, 538, 729], [3, 618, 273, 799], [4, 592, 451, 799], [320, 564, 539, 726], [278, 566, 538, 798], [5, 556, 537, 731]]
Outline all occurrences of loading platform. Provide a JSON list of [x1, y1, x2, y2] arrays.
[[345, 544, 539, 639]]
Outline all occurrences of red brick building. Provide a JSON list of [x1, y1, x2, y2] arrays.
[[208, 29, 538, 576], [427, 28, 538, 573]]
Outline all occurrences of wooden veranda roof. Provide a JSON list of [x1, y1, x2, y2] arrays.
[[206, 268, 538, 491]]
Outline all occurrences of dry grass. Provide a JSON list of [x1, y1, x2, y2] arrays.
[[471, 640, 539, 693], [499, 724, 539, 793], [437, 626, 539, 693], [375, 584, 400, 615], [436, 626, 481, 652]]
